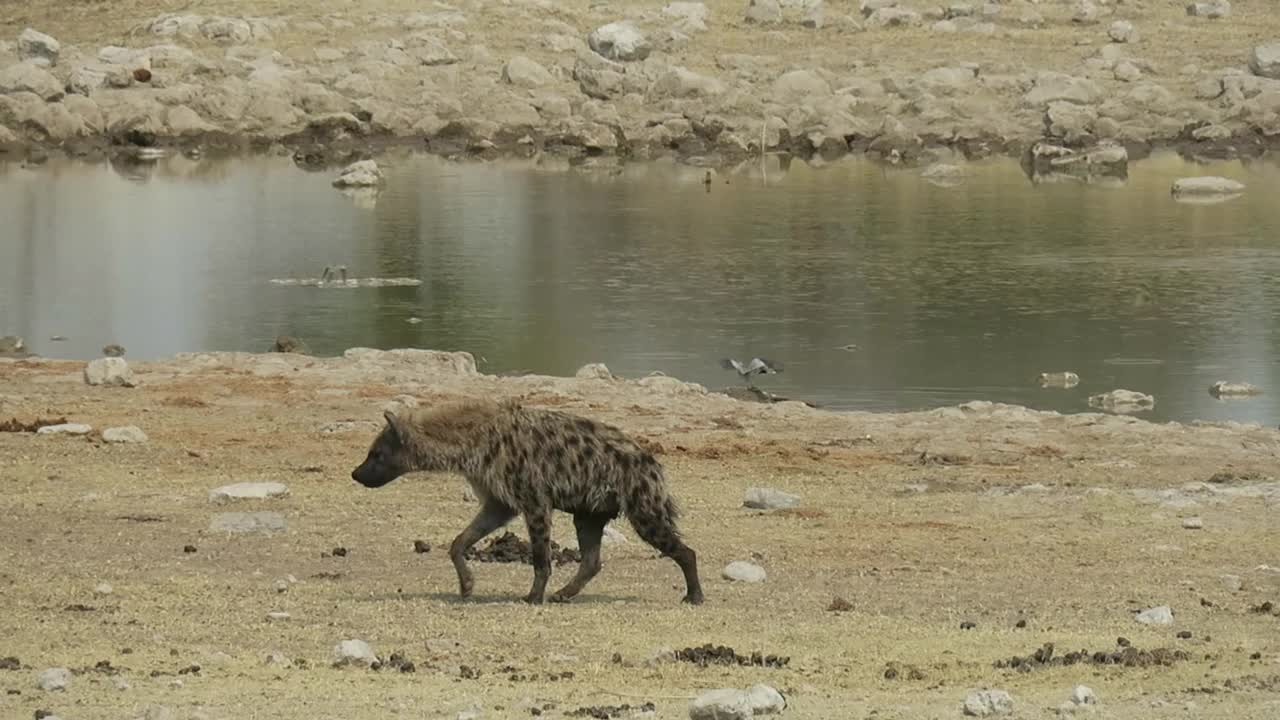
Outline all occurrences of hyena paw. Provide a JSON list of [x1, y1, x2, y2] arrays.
[[458, 577, 475, 598], [681, 591, 705, 606], [523, 591, 546, 605], [548, 591, 573, 604]]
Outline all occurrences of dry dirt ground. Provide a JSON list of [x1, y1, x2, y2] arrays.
[[1, 349, 1278, 720]]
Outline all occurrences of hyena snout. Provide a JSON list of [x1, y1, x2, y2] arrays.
[[351, 458, 398, 488]]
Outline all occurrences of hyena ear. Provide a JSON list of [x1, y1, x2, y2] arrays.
[[383, 410, 406, 440]]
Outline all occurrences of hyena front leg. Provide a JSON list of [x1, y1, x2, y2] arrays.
[[550, 512, 610, 603], [523, 508, 554, 604], [450, 499, 516, 598]]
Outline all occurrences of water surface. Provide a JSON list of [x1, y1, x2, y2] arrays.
[[2, 150, 1278, 425]]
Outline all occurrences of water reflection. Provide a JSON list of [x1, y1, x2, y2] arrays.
[[1, 150, 1278, 425]]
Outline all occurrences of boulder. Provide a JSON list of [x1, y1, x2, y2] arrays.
[[1250, 42, 1280, 80], [771, 69, 831, 102], [502, 55, 553, 88], [587, 22, 651, 62], [0, 62, 64, 101], [575, 363, 614, 380], [1171, 176, 1245, 196], [84, 357, 136, 387], [1037, 371, 1080, 389], [1108, 21, 1138, 44], [650, 66, 726, 99], [17, 29, 60, 66], [1208, 381, 1262, 397], [1087, 389, 1154, 413], [333, 160, 384, 187], [689, 689, 752, 720], [963, 689, 1014, 716], [0, 335, 24, 353]]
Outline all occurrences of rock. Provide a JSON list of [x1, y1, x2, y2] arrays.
[[0, 335, 25, 353], [209, 511, 287, 534], [772, 69, 831, 101], [588, 22, 651, 62], [1038, 371, 1080, 389], [1186, 1, 1230, 18], [963, 689, 1014, 717], [1220, 574, 1243, 592], [1108, 21, 1137, 43], [602, 525, 628, 544], [745, 684, 787, 714], [722, 561, 767, 583], [1249, 42, 1280, 80], [651, 66, 725, 99], [689, 689, 752, 720], [1182, 516, 1204, 530], [36, 423, 93, 436], [1087, 389, 1154, 413], [665, 2, 709, 31], [1135, 605, 1174, 625], [17, 29, 60, 66], [1114, 60, 1142, 83], [1024, 72, 1102, 106], [407, 35, 458, 66], [745, 0, 783, 24], [1209, 381, 1262, 397], [333, 639, 377, 667], [201, 17, 253, 44], [37, 667, 72, 691], [165, 105, 218, 136], [502, 56, 553, 88], [1070, 685, 1097, 706], [103, 426, 148, 443], [333, 160, 384, 188], [209, 482, 290, 504], [266, 611, 291, 621], [270, 335, 310, 354], [456, 708, 482, 720], [84, 357, 136, 387], [1071, 1, 1100, 25], [743, 487, 800, 510], [921, 163, 966, 187], [0, 62, 64, 101], [102, 343, 125, 357], [575, 363, 614, 380], [868, 8, 921, 27], [1171, 176, 1245, 197], [94, 582, 114, 596]]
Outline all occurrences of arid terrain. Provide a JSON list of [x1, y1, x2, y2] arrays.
[[1, 348, 1278, 719], [1, 0, 1279, 170]]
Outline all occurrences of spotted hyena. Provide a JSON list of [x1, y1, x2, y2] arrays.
[[350, 399, 704, 605]]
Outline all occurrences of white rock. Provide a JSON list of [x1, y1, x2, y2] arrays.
[[743, 487, 800, 510], [18, 28, 61, 65], [209, 511, 287, 534], [664, 2, 709, 31], [587, 22, 651, 62], [37, 667, 72, 691], [333, 160, 384, 188], [1108, 21, 1137, 43], [963, 689, 1014, 716], [1135, 605, 1174, 625], [1250, 41, 1280, 80], [36, 423, 93, 436], [333, 639, 378, 667], [208, 482, 290, 504], [722, 561, 767, 583], [1220, 574, 1243, 592], [1182, 516, 1204, 530], [1038, 371, 1080, 389], [1186, 1, 1230, 19], [1071, 1, 1099, 24], [745, 0, 783, 24], [1209, 381, 1262, 397], [84, 357, 136, 387], [266, 611, 292, 621], [501, 55, 553, 88], [575, 363, 614, 380], [745, 684, 787, 714], [1171, 176, 1245, 196], [94, 582, 114, 596], [602, 525, 628, 544], [1070, 685, 1097, 706], [689, 688, 752, 720], [103, 426, 148, 443]]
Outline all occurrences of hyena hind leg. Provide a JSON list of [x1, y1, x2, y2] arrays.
[[550, 512, 611, 603], [449, 499, 516, 598], [628, 509, 704, 605]]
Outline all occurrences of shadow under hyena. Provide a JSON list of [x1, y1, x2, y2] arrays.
[[350, 398, 704, 605]]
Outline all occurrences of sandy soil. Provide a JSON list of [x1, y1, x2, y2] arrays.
[[1, 348, 1278, 719]]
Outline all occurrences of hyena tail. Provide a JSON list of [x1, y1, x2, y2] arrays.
[[620, 457, 704, 604]]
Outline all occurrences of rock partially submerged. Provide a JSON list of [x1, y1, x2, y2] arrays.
[[1171, 176, 1245, 199], [1088, 389, 1154, 414], [332, 160, 383, 188], [1038, 371, 1080, 389], [1209, 381, 1262, 398]]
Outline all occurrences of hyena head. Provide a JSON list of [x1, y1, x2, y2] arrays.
[[351, 411, 416, 488]]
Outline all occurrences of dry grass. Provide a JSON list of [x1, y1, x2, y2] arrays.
[[1, 357, 1278, 719]]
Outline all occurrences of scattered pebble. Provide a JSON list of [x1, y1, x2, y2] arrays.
[[413, 540, 431, 554], [1135, 605, 1174, 625], [102, 426, 148, 443], [208, 482, 289, 504], [331, 547, 349, 557], [1176, 630, 1192, 639], [722, 561, 767, 583], [963, 689, 1014, 717], [1182, 517, 1204, 530], [183, 545, 197, 553], [743, 487, 800, 510], [36, 667, 72, 692]]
